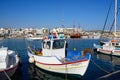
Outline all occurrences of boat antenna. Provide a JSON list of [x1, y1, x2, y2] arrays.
[[61, 18, 65, 33], [61, 18, 64, 27], [78, 22, 81, 34], [73, 20, 77, 51], [100, 0, 113, 39]]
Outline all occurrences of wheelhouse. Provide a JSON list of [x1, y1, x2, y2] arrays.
[[42, 38, 66, 58]]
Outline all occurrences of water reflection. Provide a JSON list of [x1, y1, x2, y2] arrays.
[[3, 39, 120, 80], [95, 51, 120, 71], [28, 63, 82, 80]]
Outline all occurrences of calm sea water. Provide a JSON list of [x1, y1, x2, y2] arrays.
[[1, 38, 120, 80]]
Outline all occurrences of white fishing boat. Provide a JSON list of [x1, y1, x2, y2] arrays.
[[26, 36, 43, 40], [27, 33, 91, 76], [0, 46, 19, 80], [94, 0, 120, 56], [94, 42, 120, 56], [25, 33, 43, 40]]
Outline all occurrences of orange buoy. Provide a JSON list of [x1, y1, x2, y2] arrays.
[[111, 39, 117, 43]]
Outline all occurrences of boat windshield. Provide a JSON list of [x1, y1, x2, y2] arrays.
[[53, 40, 65, 49]]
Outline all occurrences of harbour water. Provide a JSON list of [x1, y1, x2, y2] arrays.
[[1, 38, 120, 80]]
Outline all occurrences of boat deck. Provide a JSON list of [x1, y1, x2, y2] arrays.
[[65, 51, 90, 62]]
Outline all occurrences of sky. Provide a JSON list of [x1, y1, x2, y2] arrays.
[[0, 0, 120, 30]]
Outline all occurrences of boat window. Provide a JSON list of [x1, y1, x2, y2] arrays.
[[53, 40, 65, 49], [46, 41, 51, 49], [112, 43, 115, 46], [43, 42, 46, 49], [43, 41, 51, 49]]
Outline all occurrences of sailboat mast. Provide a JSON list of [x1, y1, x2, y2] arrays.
[[114, 0, 117, 35]]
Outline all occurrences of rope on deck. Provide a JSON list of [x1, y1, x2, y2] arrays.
[[91, 59, 110, 74], [3, 70, 11, 80]]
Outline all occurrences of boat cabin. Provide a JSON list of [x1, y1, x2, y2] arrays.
[[42, 36, 66, 59]]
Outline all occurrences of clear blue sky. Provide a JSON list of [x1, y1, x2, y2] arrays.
[[0, 0, 120, 30]]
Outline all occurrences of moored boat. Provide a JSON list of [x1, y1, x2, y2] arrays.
[[70, 33, 81, 38], [0, 47, 19, 80], [27, 33, 91, 76], [93, 0, 120, 56]]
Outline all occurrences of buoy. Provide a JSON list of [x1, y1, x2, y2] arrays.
[[8, 50, 14, 55], [29, 56, 35, 63], [97, 48, 99, 51], [74, 48, 76, 51], [111, 39, 117, 43], [10, 65, 13, 68], [112, 50, 114, 53]]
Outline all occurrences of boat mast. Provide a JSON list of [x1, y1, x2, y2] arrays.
[[114, 0, 117, 36]]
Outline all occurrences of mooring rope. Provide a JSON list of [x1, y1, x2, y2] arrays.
[[100, 0, 113, 39], [109, 7, 120, 35], [91, 59, 110, 74], [65, 63, 68, 80], [3, 70, 11, 80]]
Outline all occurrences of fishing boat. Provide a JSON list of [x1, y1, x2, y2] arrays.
[[26, 36, 43, 40], [70, 33, 81, 38], [94, 41, 120, 56], [27, 33, 91, 76], [26, 34, 43, 40], [0, 46, 19, 80], [94, 0, 120, 56]]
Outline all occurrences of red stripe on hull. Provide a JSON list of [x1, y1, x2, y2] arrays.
[[0, 63, 19, 79], [35, 59, 88, 66], [99, 49, 112, 52], [0, 63, 18, 72]]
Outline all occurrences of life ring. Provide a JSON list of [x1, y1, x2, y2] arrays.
[[111, 39, 117, 43]]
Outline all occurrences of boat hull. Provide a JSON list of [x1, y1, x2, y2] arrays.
[[98, 48, 112, 54], [35, 59, 89, 76], [97, 47, 120, 56], [0, 48, 19, 80], [28, 51, 91, 76], [0, 63, 19, 80]]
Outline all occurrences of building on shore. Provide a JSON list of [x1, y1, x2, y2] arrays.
[[51, 27, 82, 38], [1, 27, 120, 39], [25, 28, 50, 40]]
